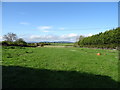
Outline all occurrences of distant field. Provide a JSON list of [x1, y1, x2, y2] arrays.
[[49, 43, 74, 46], [2, 46, 119, 88]]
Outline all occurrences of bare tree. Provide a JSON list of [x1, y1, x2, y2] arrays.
[[3, 32, 17, 42]]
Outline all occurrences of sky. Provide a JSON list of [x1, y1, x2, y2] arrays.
[[2, 0, 120, 2], [2, 2, 118, 42]]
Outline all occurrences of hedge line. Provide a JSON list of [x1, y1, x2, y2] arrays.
[[78, 27, 120, 49]]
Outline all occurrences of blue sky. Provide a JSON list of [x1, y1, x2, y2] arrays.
[[2, 2, 118, 42]]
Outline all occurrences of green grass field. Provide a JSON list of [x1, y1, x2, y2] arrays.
[[50, 43, 74, 46], [2, 46, 119, 88]]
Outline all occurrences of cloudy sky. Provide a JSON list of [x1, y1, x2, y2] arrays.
[[2, 2, 118, 42]]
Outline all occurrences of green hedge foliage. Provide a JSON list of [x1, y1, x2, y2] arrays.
[[78, 27, 120, 49]]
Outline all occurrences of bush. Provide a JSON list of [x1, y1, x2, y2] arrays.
[[40, 43, 44, 47], [14, 38, 27, 46], [1, 41, 14, 46], [2, 41, 9, 46]]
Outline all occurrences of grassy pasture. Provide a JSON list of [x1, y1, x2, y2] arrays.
[[49, 43, 74, 46], [2, 46, 119, 88]]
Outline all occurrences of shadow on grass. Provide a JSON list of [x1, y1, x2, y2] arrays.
[[2, 65, 119, 88]]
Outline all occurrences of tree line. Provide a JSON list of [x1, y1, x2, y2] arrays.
[[1, 32, 27, 46], [1, 32, 51, 47], [77, 27, 120, 49], [1, 27, 120, 49]]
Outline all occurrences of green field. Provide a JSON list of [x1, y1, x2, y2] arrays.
[[49, 43, 74, 46], [2, 46, 119, 88]]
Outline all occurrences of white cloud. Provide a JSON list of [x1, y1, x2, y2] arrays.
[[29, 35, 58, 41], [88, 33, 93, 36], [20, 22, 29, 25], [61, 33, 78, 39], [37, 26, 52, 30], [59, 28, 65, 30], [60, 33, 78, 41], [67, 33, 78, 37], [37, 26, 52, 33], [30, 35, 41, 39], [26, 33, 78, 42], [85, 33, 93, 37], [0, 36, 3, 41]]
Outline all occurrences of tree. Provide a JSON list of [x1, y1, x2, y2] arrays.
[[78, 35, 85, 45], [3, 32, 17, 42], [1, 41, 9, 46], [78, 27, 120, 49], [15, 38, 27, 46], [79, 35, 85, 41]]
